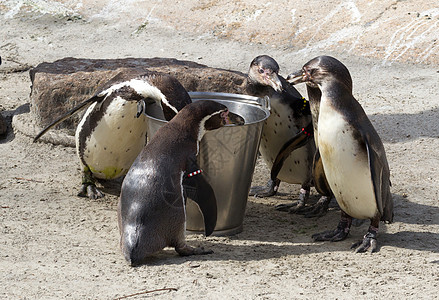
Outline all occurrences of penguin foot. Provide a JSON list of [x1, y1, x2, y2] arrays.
[[351, 230, 378, 253], [175, 244, 214, 256], [249, 179, 280, 198], [79, 167, 104, 199], [312, 219, 350, 242], [276, 188, 308, 212], [275, 201, 303, 212], [296, 196, 331, 218], [77, 184, 105, 199]]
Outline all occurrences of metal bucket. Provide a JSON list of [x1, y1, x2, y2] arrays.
[[145, 92, 270, 235]]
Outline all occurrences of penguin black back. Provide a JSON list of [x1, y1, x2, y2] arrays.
[[118, 100, 243, 265]]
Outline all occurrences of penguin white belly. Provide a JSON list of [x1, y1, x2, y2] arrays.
[[318, 101, 377, 219], [76, 97, 148, 179], [259, 100, 310, 184]]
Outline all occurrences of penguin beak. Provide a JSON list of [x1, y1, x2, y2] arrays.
[[265, 72, 284, 93], [286, 70, 306, 85], [221, 110, 245, 126]]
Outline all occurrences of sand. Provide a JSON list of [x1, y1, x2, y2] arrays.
[[1, 1, 438, 299]]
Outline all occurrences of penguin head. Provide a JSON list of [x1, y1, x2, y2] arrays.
[[287, 56, 353, 93], [248, 55, 283, 92], [198, 100, 244, 131], [172, 100, 244, 141], [204, 108, 245, 130], [144, 73, 193, 121]]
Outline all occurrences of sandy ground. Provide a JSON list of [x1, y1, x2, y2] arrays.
[[1, 2, 439, 299]]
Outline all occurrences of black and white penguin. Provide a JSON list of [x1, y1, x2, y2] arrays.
[[34, 70, 191, 198], [286, 66, 340, 216], [287, 56, 393, 252], [118, 100, 244, 265], [245, 55, 319, 214]]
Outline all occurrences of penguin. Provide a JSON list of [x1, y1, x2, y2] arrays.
[[33, 69, 219, 236], [286, 67, 340, 217], [118, 100, 244, 265], [245, 55, 319, 214], [34, 69, 190, 197], [286, 56, 393, 252]]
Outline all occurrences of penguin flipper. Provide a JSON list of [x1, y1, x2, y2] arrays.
[[270, 123, 313, 180], [183, 157, 217, 236], [33, 95, 103, 142], [364, 137, 392, 222], [312, 149, 332, 197]]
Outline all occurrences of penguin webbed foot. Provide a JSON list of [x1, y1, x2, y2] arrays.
[[79, 167, 105, 199], [249, 178, 280, 198], [312, 219, 350, 242], [296, 195, 331, 218], [275, 188, 309, 212], [351, 228, 378, 253], [175, 244, 214, 256], [275, 201, 302, 212], [77, 184, 105, 199]]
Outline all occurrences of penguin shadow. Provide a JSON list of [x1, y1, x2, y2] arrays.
[[380, 231, 439, 254], [202, 190, 439, 261], [96, 177, 124, 197], [380, 193, 439, 253], [127, 192, 439, 266], [0, 103, 30, 144], [369, 107, 439, 143], [392, 193, 439, 226], [126, 249, 202, 267]]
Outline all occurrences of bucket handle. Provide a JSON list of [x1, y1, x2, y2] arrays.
[[249, 96, 271, 112], [232, 95, 271, 112], [262, 96, 271, 112]]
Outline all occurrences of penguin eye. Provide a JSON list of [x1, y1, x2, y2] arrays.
[[258, 68, 265, 74], [305, 68, 316, 77], [310, 68, 318, 76]]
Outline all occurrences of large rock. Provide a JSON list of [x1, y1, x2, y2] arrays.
[[29, 57, 247, 132]]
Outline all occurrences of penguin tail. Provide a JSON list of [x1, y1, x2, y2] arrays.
[[121, 230, 143, 266], [33, 95, 102, 142]]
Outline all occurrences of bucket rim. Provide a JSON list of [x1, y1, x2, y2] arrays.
[[145, 91, 270, 126], [188, 91, 270, 111]]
